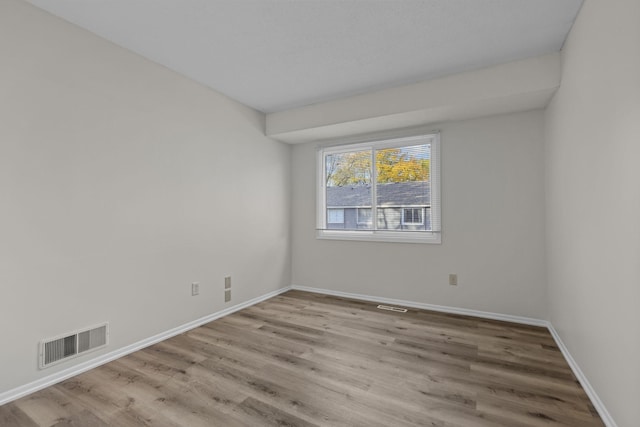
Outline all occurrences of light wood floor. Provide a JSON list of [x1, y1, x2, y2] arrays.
[[1, 290, 604, 426]]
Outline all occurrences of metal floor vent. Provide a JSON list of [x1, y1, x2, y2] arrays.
[[39, 323, 109, 369], [377, 304, 408, 313]]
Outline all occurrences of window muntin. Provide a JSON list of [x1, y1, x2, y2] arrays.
[[317, 133, 441, 243]]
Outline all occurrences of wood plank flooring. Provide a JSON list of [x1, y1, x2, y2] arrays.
[[0, 290, 604, 426]]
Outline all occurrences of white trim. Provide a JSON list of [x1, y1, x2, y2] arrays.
[[317, 132, 441, 244], [290, 284, 617, 427], [370, 147, 378, 231], [317, 145, 327, 230], [290, 285, 546, 326], [313, 125, 442, 149], [317, 229, 441, 244], [429, 133, 441, 232], [547, 325, 618, 427], [0, 286, 292, 406]]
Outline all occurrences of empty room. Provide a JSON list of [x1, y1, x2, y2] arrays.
[[0, 0, 638, 426]]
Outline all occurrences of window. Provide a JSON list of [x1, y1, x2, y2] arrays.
[[317, 133, 440, 243], [357, 208, 372, 225], [327, 209, 344, 224], [402, 208, 423, 225]]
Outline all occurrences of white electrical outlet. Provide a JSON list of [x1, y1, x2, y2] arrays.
[[192, 282, 200, 296], [449, 274, 458, 286]]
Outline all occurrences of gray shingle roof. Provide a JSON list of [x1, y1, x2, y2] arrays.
[[326, 181, 430, 207]]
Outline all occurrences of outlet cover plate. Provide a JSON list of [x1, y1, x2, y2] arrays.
[[449, 274, 458, 286]]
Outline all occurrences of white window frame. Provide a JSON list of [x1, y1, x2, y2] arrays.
[[317, 132, 441, 244]]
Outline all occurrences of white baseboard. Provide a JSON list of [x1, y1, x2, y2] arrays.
[[290, 284, 618, 427], [290, 285, 548, 326], [0, 286, 292, 406], [547, 325, 618, 427]]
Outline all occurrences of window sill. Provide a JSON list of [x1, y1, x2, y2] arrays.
[[316, 229, 441, 244]]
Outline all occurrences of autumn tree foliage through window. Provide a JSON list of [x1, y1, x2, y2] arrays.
[[377, 147, 429, 184], [326, 145, 429, 187]]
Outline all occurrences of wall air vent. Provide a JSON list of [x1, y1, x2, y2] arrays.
[[376, 304, 408, 313], [39, 323, 108, 369]]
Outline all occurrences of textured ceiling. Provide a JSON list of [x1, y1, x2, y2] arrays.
[[25, 0, 583, 113]]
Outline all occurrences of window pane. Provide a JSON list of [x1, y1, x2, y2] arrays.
[[325, 150, 372, 230], [376, 144, 431, 231], [325, 150, 371, 187], [327, 209, 344, 224], [376, 144, 430, 184], [404, 208, 413, 223], [377, 207, 401, 230], [357, 208, 372, 226]]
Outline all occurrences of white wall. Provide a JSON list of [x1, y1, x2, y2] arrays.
[[0, 0, 290, 394], [4, 1, 635, 424], [267, 53, 560, 143], [292, 111, 547, 319], [544, 1, 640, 426]]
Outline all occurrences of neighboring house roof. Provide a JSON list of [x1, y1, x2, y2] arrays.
[[326, 181, 430, 207]]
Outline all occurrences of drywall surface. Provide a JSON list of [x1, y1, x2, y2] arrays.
[[267, 53, 560, 143], [0, 0, 290, 394], [292, 111, 547, 319], [544, 1, 640, 425]]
